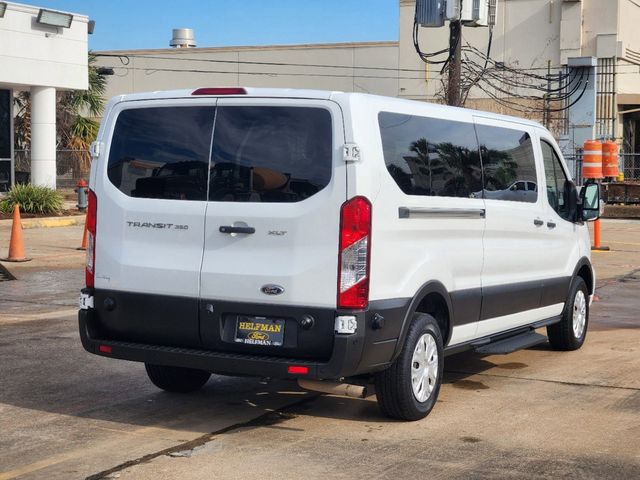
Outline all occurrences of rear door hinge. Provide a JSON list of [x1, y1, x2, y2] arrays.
[[343, 143, 361, 163], [90, 141, 103, 159]]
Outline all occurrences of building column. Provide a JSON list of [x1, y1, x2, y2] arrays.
[[30, 86, 57, 188]]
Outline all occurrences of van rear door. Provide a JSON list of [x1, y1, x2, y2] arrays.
[[199, 98, 346, 359], [94, 99, 215, 348]]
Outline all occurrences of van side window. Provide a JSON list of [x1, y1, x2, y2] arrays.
[[541, 140, 572, 220], [475, 125, 538, 203], [210, 106, 332, 202], [378, 112, 482, 198], [107, 107, 215, 200]]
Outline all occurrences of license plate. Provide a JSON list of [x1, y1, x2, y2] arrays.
[[235, 316, 284, 347]]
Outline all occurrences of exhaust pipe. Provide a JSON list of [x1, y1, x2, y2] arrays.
[[298, 379, 369, 399]]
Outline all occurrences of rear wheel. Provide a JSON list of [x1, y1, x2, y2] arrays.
[[145, 364, 211, 393], [547, 277, 589, 351], [375, 313, 444, 421]]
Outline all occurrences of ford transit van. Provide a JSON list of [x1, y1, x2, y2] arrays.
[[79, 88, 600, 420]]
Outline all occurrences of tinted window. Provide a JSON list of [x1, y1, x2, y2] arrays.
[[107, 107, 215, 200], [210, 106, 332, 202], [541, 140, 573, 221], [378, 112, 482, 198], [0, 161, 10, 192], [0, 89, 10, 159], [475, 125, 538, 203]]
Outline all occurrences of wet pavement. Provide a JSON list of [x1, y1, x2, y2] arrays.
[[0, 221, 639, 479]]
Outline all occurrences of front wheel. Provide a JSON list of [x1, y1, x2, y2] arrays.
[[375, 313, 444, 421], [145, 364, 211, 393], [547, 277, 589, 351]]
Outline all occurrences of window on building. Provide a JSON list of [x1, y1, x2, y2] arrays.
[[541, 140, 573, 221], [378, 112, 482, 198], [107, 106, 215, 200], [475, 124, 538, 203]]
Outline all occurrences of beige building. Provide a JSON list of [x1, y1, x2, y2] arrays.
[[95, 0, 640, 159], [95, 40, 399, 101]]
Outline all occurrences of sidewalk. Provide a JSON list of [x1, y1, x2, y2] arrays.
[[587, 219, 640, 281]]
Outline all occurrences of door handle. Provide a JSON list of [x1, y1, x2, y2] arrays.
[[533, 219, 544, 226], [219, 225, 255, 234], [547, 221, 556, 229]]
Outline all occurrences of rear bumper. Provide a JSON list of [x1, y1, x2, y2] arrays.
[[78, 296, 409, 379]]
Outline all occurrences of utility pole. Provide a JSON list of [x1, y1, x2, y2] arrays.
[[543, 60, 551, 128], [447, 19, 462, 107]]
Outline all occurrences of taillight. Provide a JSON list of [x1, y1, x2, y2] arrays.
[[191, 87, 247, 95], [85, 189, 97, 288], [338, 196, 372, 309]]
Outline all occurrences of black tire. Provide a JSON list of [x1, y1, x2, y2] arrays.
[[547, 276, 589, 351], [145, 364, 211, 393], [375, 313, 444, 421]]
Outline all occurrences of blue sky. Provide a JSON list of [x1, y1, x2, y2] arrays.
[[33, 0, 399, 51]]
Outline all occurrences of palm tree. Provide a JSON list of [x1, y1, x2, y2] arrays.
[[14, 53, 106, 180]]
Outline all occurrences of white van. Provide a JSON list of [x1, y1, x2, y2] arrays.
[[79, 87, 601, 421]]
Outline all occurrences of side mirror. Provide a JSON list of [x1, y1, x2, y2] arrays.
[[579, 182, 600, 222], [565, 180, 578, 221]]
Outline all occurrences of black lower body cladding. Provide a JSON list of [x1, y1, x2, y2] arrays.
[[79, 276, 575, 380], [80, 289, 412, 380]]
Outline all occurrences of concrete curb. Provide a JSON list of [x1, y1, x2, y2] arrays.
[[603, 205, 640, 219], [0, 214, 85, 229]]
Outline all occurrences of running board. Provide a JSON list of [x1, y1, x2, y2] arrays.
[[473, 331, 548, 355]]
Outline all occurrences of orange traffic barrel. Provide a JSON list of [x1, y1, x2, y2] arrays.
[[582, 140, 603, 179], [602, 140, 619, 178]]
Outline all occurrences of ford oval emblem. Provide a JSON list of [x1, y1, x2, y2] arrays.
[[261, 284, 285, 296]]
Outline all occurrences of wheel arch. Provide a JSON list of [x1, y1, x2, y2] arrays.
[[391, 280, 453, 361], [573, 257, 595, 296]]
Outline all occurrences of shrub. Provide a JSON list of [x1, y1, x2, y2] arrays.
[[0, 184, 64, 215]]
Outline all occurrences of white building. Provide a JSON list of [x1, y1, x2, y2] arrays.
[[0, 1, 88, 190]]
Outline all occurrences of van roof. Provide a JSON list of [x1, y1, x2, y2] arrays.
[[113, 87, 543, 129]]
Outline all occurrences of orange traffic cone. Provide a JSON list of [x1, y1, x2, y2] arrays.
[[77, 217, 88, 251], [2, 204, 31, 262]]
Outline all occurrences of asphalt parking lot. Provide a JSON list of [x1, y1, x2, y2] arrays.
[[1, 220, 639, 479]]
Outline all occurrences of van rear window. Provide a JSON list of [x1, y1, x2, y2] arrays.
[[210, 106, 332, 202], [107, 107, 215, 200], [107, 105, 332, 203]]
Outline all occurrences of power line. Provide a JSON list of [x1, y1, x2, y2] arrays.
[[101, 64, 437, 81]]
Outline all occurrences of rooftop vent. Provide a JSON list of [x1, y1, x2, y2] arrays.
[[170, 28, 196, 48]]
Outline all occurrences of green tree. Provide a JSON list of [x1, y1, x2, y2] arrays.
[[13, 53, 106, 179]]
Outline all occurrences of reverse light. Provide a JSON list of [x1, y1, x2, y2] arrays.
[[85, 189, 97, 288], [337, 196, 372, 309], [335, 315, 358, 334], [191, 87, 247, 96]]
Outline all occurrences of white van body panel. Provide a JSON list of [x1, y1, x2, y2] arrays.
[[92, 97, 218, 298], [345, 95, 486, 346], [199, 97, 346, 308]]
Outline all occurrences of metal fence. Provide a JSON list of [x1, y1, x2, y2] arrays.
[[14, 149, 91, 189], [563, 153, 640, 185], [621, 154, 640, 182]]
